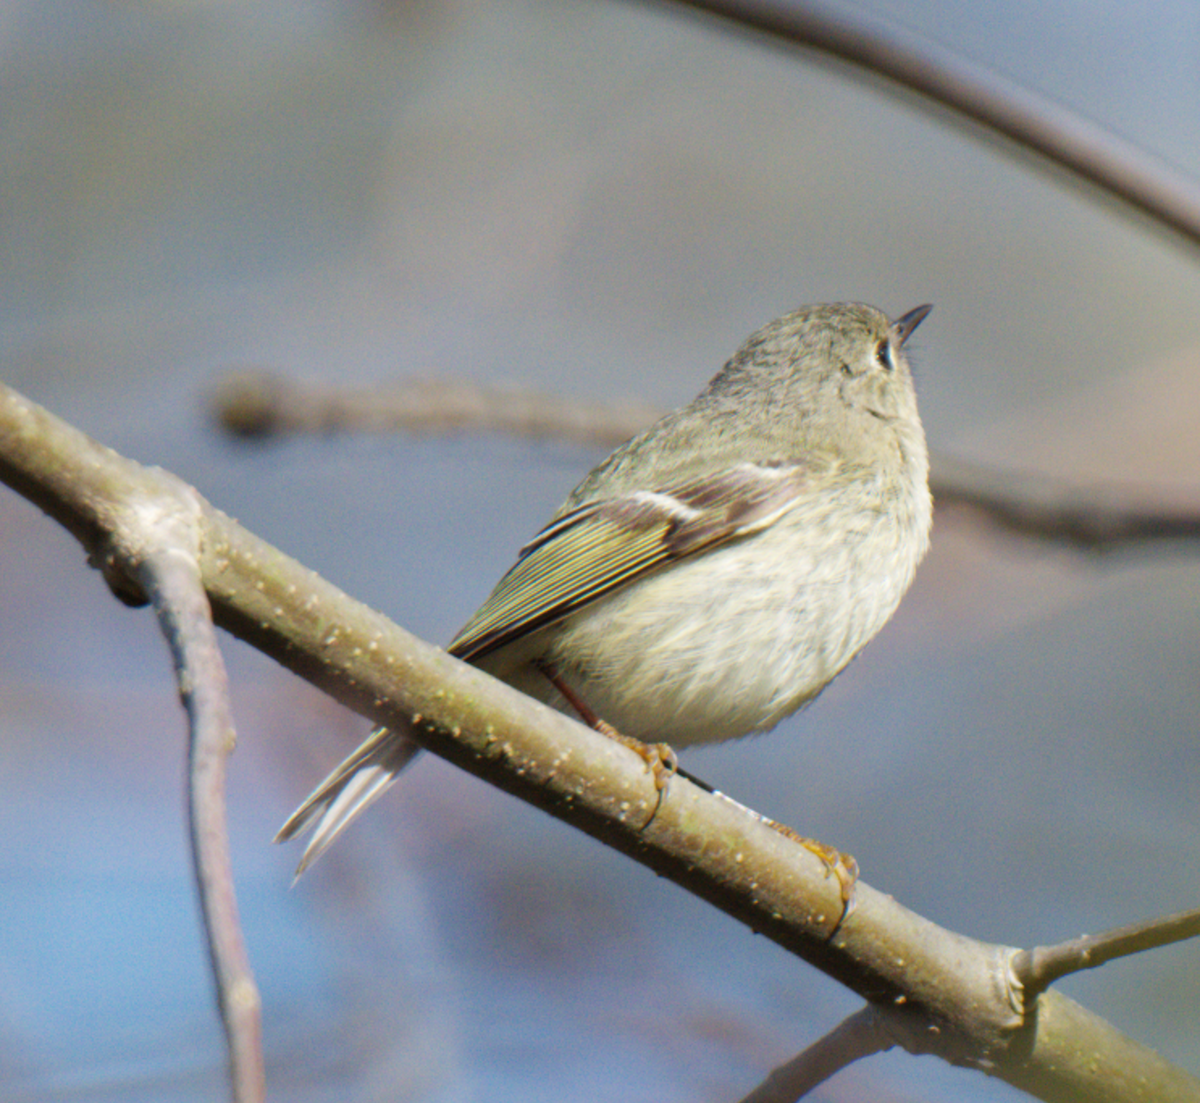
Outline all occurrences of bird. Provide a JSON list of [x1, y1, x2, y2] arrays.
[[278, 302, 933, 876]]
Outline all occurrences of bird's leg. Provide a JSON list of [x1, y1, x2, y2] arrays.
[[535, 661, 853, 919], [534, 659, 677, 792]]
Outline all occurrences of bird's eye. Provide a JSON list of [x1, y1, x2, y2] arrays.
[[875, 340, 893, 370]]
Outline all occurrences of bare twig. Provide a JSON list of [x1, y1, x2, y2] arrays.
[[0, 388, 265, 1102], [1013, 907, 1200, 1003], [738, 1005, 890, 1103], [667, 0, 1200, 250], [212, 367, 660, 448], [933, 458, 1200, 552], [136, 525, 265, 1103]]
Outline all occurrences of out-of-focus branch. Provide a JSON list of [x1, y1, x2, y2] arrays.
[[7, 379, 1200, 1101], [214, 371, 1200, 555], [738, 1005, 889, 1103], [933, 457, 1200, 551], [213, 367, 661, 449], [666, 0, 1200, 250]]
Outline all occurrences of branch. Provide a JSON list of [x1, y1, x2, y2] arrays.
[[738, 1005, 889, 1103], [665, 0, 1200, 250], [933, 457, 1200, 552], [1014, 907, 1200, 1002], [5, 380, 1200, 1101], [0, 388, 265, 1102], [136, 515, 265, 1103], [213, 371, 1200, 556], [212, 367, 660, 448]]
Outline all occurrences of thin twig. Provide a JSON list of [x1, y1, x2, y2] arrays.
[[667, 0, 1200, 250], [738, 1005, 890, 1103], [136, 533, 266, 1103], [0, 388, 265, 1103], [934, 458, 1200, 552], [1013, 907, 1200, 1003], [212, 368, 660, 448]]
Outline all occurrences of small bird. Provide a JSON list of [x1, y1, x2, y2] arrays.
[[279, 302, 933, 874]]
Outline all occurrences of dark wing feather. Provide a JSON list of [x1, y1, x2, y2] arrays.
[[449, 461, 817, 662]]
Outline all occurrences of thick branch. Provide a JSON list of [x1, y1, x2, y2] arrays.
[[5, 380, 1199, 1101]]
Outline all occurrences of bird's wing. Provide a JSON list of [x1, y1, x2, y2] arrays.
[[449, 460, 818, 661]]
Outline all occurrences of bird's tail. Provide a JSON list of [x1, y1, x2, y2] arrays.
[[275, 726, 422, 876]]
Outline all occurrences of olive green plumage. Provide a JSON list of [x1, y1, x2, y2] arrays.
[[280, 302, 933, 872]]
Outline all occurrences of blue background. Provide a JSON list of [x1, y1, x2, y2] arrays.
[[2, 2, 1199, 1100]]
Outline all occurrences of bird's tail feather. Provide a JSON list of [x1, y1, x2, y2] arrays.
[[275, 727, 421, 876]]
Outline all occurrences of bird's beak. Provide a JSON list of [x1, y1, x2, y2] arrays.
[[892, 304, 933, 347]]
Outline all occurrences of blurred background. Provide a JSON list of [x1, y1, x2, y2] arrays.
[[2, 1, 1200, 1100]]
